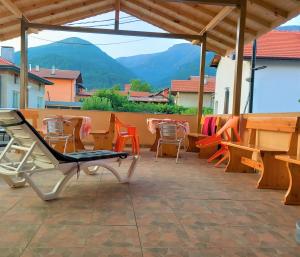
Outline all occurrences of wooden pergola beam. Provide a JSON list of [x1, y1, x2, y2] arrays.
[[115, 0, 120, 30], [232, 0, 247, 115], [197, 33, 207, 133], [200, 6, 235, 35], [20, 18, 28, 109], [28, 22, 204, 40], [164, 0, 239, 6]]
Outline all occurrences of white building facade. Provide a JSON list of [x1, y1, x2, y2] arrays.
[[213, 31, 300, 114]]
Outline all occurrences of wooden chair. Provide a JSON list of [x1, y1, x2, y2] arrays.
[[223, 117, 299, 192], [90, 113, 115, 150]]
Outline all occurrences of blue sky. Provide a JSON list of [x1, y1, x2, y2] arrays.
[[0, 12, 300, 58]]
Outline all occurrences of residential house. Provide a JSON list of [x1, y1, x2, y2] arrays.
[[213, 30, 300, 114], [171, 76, 215, 108], [119, 84, 169, 103], [0, 47, 52, 109], [31, 67, 85, 103]]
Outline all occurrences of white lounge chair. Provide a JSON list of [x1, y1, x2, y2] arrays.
[[0, 110, 138, 201]]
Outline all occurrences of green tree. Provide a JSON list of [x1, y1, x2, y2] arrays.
[[130, 79, 152, 92], [111, 84, 121, 91]]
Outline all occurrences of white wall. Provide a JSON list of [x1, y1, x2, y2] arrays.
[[0, 71, 45, 109], [214, 57, 300, 114], [175, 92, 214, 108], [253, 59, 300, 113], [214, 57, 251, 114]]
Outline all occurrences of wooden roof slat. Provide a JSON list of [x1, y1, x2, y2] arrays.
[[127, 0, 235, 50], [0, 0, 23, 18], [249, 0, 289, 19], [199, 6, 235, 35]]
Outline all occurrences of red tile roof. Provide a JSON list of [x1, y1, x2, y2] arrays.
[[0, 57, 53, 85], [171, 76, 215, 93], [0, 57, 13, 65], [244, 30, 300, 59], [31, 68, 81, 80]]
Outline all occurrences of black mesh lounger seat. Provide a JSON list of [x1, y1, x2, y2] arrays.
[[0, 109, 139, 201]]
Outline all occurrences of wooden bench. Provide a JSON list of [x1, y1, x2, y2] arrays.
[[187, 116, 220, 158], [223, 117, 299, 191]]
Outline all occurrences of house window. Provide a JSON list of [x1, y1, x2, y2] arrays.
[[37, 96, 44, 108], [12, 90, 19, 108], [223, 87, 230, 114], [14, 74, 18, 84]]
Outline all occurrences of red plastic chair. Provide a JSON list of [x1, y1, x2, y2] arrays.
[[114, 117, 140, 155], [196, 116, 241, 167]]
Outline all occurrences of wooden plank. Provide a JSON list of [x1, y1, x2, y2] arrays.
[[197, 33, 206, 133], [232, 0, 246, 115], [164, 0, 239, 6], [241, 157, 263, 171], [28, 22, 204, 40], [20, 18, 28, 109], [250, 0, 289, 18], [114, 0, 120, 30], [0, 0, 23, 18], [246, 117, 298, 133], [199, 6, 235, 35]]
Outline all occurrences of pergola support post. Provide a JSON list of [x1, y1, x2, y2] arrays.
[[197, 33, 206, 133], [232, 0, 247, 115], [197, 33, 207, 133], [20, 17, 28, 109]]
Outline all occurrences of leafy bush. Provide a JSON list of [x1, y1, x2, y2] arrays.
[[130, 79, 152, 92], [81, 96, 112, 111], [82, 89, 213, 115]]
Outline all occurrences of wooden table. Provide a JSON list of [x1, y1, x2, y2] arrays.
[[275, 155, 300, 205]]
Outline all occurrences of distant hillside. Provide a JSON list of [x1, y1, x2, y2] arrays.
[[117, 43, 216, 88], [14, 37, 135, 89], [277, 25, 300, 32]]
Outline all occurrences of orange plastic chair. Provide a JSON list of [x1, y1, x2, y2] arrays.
[[114, 117, 140, 155], [196, 116, 241, 167]]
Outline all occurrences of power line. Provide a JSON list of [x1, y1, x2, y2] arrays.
[[77, 19, 140, 28], [68, 15, 133, 25], [29, 35, 147, 46]]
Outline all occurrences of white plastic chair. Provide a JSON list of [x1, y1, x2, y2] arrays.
[[156, 122, 186, 163]]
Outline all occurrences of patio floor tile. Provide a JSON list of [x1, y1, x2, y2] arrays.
[[0, 149, 299, 256], [30, 224, 88, 248], [86, 225, 140, 248]]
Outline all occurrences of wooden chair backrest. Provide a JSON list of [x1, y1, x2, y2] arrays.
[[245, 117, 299, 152], [20, 109, 39, 128]]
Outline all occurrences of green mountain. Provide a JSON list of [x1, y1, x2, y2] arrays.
[[277, 25, 300, 32], [14, 37, 135, 89], [117, 43, 216, 88]]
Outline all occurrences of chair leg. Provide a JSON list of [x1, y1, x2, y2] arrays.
[[118, 137, 126, 152], [156, 141, 161, 161], [176, 142, 181, 164], [214, 151, 229, 167]]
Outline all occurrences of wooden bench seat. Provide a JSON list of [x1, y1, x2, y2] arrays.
[[224, 117, 299, 192]]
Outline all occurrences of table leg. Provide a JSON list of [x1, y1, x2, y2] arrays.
[[284, 162, 300, 205], [150, 128, 160, 152]]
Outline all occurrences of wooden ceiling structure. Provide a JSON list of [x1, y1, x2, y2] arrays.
[[0, 0, 299, 123]]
